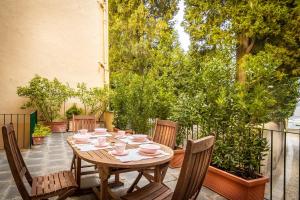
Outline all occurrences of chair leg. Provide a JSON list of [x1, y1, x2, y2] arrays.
[[70, 154, 76, 172], [127, 171, 143, 193], [57, 188, 77, 200]]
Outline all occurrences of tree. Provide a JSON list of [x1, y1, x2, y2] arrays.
[[177, 0, 300, 178], [109, 0, 183, 132], [184, 0, 300, 80]]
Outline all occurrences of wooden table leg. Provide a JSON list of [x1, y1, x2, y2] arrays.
[[154, 163, 169, 183], [98, 166, 110, 200], [75, 155, 81, 187], [108, 172, 124, 188]]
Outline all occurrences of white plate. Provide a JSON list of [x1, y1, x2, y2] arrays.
[[110, 150, 129, 156], [94, 142, 110, 147], [137, 148, 161, 156]]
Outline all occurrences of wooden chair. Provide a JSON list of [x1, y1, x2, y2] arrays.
[[127, 119, 178, 193], [2, 123, 77, 200], [152, 119, 177, 149], [70, 115, 97, 176], [72, 115, 96, 132], [122, 136, 215, 200]]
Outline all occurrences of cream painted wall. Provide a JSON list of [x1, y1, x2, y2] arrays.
[[0, 0, 109, 114]]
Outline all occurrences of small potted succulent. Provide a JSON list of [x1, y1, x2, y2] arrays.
[[32, 123, 51, 145]]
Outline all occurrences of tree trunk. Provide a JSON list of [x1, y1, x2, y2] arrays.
[[236, 35, 255, 83]]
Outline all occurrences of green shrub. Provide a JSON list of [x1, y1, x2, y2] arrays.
[[76, 83, 110, 118], [32, 123, 51, 137], [171, 51, 299, 179], [17, 75, 71, 122], [66, 104, 83, 120]]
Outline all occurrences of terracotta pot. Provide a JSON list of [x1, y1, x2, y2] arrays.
[[32, 136, 44, 145], [203, 166, 269, 200], [44, 121, 67, 133], [169, 147, 185, 168]]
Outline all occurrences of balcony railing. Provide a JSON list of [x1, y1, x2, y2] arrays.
[[0, 111, 37, 149], [173, 123, 299, 200]]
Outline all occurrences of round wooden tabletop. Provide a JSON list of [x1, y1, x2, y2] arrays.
[[67, 133, 174, 169]]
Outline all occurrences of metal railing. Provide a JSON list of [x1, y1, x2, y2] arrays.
[[265, 129, 300, 200], [178, 125, 300, 200], [0, 112, 37, 149]]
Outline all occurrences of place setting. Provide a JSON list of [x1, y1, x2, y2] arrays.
[[71, 129, 113, 151], [108, 142, 170, 163], [118, 133, 153, 145]]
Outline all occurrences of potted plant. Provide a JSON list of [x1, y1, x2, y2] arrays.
[[66, 103, 83, 131], [32, 123, 51, 145], [170, 54, 276, 199], [17, 75, 71, 132], [169, 127, 185, 168], [76, 82, 110, 120]]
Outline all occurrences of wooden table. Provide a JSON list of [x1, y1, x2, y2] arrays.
[[67, 133, 174, 200]]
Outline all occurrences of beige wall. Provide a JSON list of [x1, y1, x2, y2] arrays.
[[0, 0, 109, 114]]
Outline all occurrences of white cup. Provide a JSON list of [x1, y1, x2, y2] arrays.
[[114, 143, 126, 154], [97, 137, 106, 146]]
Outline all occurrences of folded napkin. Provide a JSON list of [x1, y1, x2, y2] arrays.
[[119, 136, 153, 145], [109, 149, 170, 163]]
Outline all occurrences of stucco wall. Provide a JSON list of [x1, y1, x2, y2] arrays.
[[0, 0, 109, 114]]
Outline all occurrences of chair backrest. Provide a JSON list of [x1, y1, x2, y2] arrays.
[[72, 115, 96, 132], [152, 119, 177, 149], [2, 123, 32, 200], [172, 136, 215, 200]]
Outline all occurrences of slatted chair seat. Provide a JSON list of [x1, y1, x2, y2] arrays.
[[122, 136, 215, 200], [31, 171, 77, 199], [122, 182, 173, 200], [2, 123, 78, 200], [127, 119, 178, 193]]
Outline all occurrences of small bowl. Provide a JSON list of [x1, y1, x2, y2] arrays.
[[95, 128, 107, 133], [132, 134, 148, 142], [79, 129, 88, 134], [139, 144, 160, 154]]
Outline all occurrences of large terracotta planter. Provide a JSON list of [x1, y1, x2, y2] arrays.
[[44, 122, 67, 133], [203, 166, 269, 200], [169, 147, 185, 168], [32, 136, 44, 145]]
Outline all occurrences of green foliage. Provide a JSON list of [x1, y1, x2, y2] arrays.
[[178, 0, 300, 179], [76, 83, 110, 117], [17, 75, 71, 122], [172, 50, 299, 179], [184, 0, 300, 76], [66, 104, 83, 120], [109, 0, 181, 133], [32, 123, 51, 137], [108, 0, 299, 180], [110, 71, 176, 133]]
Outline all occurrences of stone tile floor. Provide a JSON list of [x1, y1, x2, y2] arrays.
[[0, 133, 225, 200]]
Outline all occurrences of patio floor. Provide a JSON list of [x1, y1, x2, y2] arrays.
[[0, 133, 225, 200]]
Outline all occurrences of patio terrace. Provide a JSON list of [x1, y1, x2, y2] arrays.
[[0, 133, 224, 200]]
